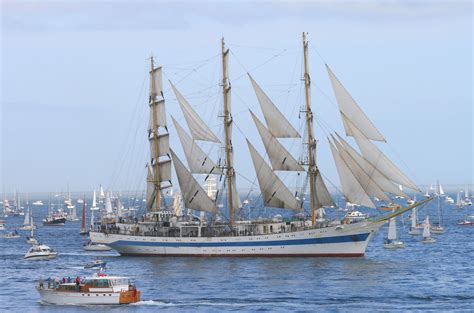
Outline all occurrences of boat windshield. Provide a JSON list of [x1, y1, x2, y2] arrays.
[[83, 278, 110, 287]]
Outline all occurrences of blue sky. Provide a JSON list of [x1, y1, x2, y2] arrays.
[[1, 0, 472, 194]]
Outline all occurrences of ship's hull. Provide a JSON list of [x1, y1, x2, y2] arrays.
[[90, 220, 384, 257], [43, 217, 66, 226]]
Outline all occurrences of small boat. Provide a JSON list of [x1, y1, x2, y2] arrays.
[[455, 192, 464, 209], [24, 244, 58, 260], [83, 241, 112, 251], [384, 216, 405, 249], [0, 220, 5, 230], [430, 224, 445, 234], [343, 210, 367, 223], [84, 259, 107, 269], [20, 208, 36, 231], [43, 215, 67, 226], [26, 218, 39, 245], [32, 200, 44, 206], [444, 196, 454, 204], [2, 230, 20, 239], [421, 216, 436, 244], [457, 219, 474, 226], [408, 207, 421, 235], [36, 273, 140, 305]]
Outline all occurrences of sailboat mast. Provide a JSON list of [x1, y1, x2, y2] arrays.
[[150, 56, 161, 211], [221, 37, 235, 227], [302, 32, 319, 225]]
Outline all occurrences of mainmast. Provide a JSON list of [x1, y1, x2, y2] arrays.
[[150, 56, 161, 211], [302, 32, 319, 225], [221, 38, 235, 227]]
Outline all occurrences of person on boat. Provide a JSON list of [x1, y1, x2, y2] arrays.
[[75, 276, 80, 291], [54, 277, 59, 289], [39, 277, 44, 289]]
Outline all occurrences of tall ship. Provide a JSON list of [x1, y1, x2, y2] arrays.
[[90, 34, 431, 257]]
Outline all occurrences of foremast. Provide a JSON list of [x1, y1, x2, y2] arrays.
[[221, 38, 235, 227], [302, 32, 320, 226]]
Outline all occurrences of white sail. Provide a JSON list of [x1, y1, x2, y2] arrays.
[[23, 207, 30, 226], [410, 207, 417, 229], [91, 190, 97, 209], [149, 99, 167, 128], [247, 139, 300, 210], [248, 74, 300, 138], [157, 159, 172, 182], [105, 192, 113, 214], [333, 136, 390, 202], [423, 216, 431, 238], [387, 217, 397, 240], [345, 118, 420, 191], [328, 138, 375, 208], [465, 185, 469, 198], [250, 110, 304, 172], [172, 191, 183, 216], [438, 182, 444, 195], [150, 133, 170, 158], [335, 133, 407, 198], [170, 82, 220, 143], [315, 171, 336, 208], [172, 117, 221, 175], [99, 185, 105, 198], [230, 175, 242, 210], [150, 66, 163, 97], [170, 149, 217, 213], [326, 65, 385, 142]]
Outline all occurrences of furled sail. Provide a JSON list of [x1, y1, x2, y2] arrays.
[[250, 110, 304, 172], [170, 149, 217, 213], [328, 138, 375, 208], [172, 117, 221, 175], [344, 118, 420, 191], [149, 99, 167, 128], [314, 171, 336, 208], [326, 65, 385, 142], [170, 81, 220, 143], [332, 136, 390, 202], [248, 74, 300, 138], [335, 133, 407, 198], [247, 139, 300, 210]]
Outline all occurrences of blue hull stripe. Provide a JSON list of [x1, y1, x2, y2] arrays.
[[109, 233, 370, 248]]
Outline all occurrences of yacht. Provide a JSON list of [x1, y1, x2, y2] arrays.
[[421, 217, 436, 244], [343, 210, 368, 223], [2, 230, 20, 239], [0, 220, 5, 230], [36, 273, 140, 305], [32, 200, 44, 206], [84, 259, 107, 269], [383, 216, 405, 249], [24, 244, 58, 260]]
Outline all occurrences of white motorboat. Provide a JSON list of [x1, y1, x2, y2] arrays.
[[0, 220, 5, 230], [430, 224, 445, 234], [84, 259, 107, 269], [84, 241, 112, 251], [24, 244, 58, 260], [36, 273, 140, 305], [384, 216, 405, 249], [444, 196, 454, 204], [421, 216, 436, 244], [343, 210, 367, 223], [32, 200, 44, 206]]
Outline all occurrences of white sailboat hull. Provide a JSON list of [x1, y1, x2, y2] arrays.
[[90, 221, 384, 257]]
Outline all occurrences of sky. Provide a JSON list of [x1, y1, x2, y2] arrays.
[[1, 0, 472, 195]]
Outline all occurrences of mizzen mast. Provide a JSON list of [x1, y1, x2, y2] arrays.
[[302, 32, 319, 226], [221, 38, 235, 227]]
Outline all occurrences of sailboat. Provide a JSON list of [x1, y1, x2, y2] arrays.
[[26, 214, 39, 245], [89, 34, 431, 257], [20, 207, 35, 230], [384, 215, 405, 248], [421, 216, 436, 244], [431, 180, 445, 234], [464, 186, 472, 206], [80, 197, 88, 235], [408, 207, 421, 235], [456, 191, 463, 209], [90, 190, 99, 211], [65, 186, 78, 221]]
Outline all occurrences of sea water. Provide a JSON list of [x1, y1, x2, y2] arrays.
[[0, 195, 473, 312]]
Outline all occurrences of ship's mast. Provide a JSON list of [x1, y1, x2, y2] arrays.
[[221, 38, 235, 227], [150, 56, 161, 211], [302, 32, 319, 225]]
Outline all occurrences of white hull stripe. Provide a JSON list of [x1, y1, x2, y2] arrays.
[[109, 233, 370, 248]]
